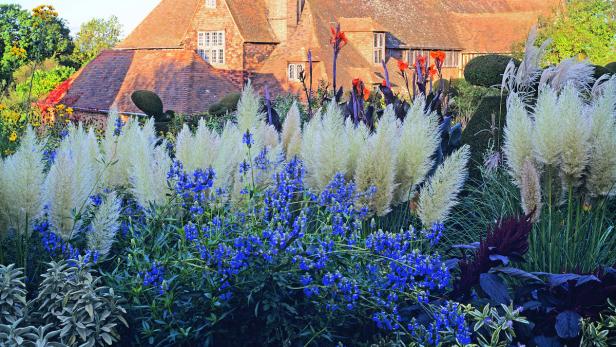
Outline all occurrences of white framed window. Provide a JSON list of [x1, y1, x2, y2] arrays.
[[288, 63, 304, 81], [205, 0, 216, 8], [198, 31, 225, 65], [373, 32, 385, 64], [408, 49, 461, 68]]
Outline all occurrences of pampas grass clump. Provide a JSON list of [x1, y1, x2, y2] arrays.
[[0, 127, 46, 235], [558, 84, 591, 186], [532, 87, 562, 167]]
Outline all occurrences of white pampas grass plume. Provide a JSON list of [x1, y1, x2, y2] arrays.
[[355, 106, 398, 216], [587, 76, 616, 197], [101, 114, 139, 188], [558, 83, 591, 186], [519, 159, 542, 222], [504, 93, 534, 183], [515, 26, 551, 89], [300, 111, 322, 190], [314, 102, 349, 190], [213, 122, 242, 191], [236, 80, 263, 133], [532, 86, 563, 166], [417, 145, 470, 227], [175, 123, 196, 171], [344, 118, 369, 179], [539, 58, 595, 93], [281, 102, 302, 159], [129, 119, 172, 209], [394, 98, 440, 204], [45, 124, 101, 239], [87, 192, 121, 258], [194, 118, 221, 169], [263, 124, 280, 149], [0, 127, 46, 235]]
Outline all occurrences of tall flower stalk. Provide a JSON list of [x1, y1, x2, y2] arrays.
[[330, 23, 347, 101]]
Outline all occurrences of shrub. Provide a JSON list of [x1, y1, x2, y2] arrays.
[[593, 64, 614, 79], [15, 65, 74, 100], [606, 62, 616, 73], [208, 92, 241, 116], [449, 79, 500, 125], [464, 55, 518, 88]]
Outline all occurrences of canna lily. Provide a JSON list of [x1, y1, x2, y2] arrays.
[[430, 50, 446, 64], [398, 59, 409, 72], [330, 25, 348, 48], [428, 64, 437, 78], [330, 24, 348, 101]]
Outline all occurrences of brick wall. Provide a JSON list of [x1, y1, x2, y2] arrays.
[[183, 0, 245, 73], [346, 31, 380, 67], [244, 43, 277, 81]]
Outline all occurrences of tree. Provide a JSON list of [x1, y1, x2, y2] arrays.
[[538, 0, 616, 65], [72, 16, 123, 65], [0, 4, 72, 92]]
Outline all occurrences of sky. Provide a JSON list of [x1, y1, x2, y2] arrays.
[[2, 0, 160, 37]]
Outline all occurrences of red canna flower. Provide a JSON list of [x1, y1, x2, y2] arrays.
[[415, 55, 426, 68], [398, 59, 409, 72], [363, 86, 370, 101], [330, 25, 348, 48], [381, 80, 387, 87], [428, 64, 437, 78], [430, 50, 446, 62]]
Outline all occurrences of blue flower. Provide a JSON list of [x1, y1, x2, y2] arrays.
[[242, 130, 254, 148]]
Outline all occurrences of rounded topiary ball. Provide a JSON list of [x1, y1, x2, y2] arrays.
[[219, 92, 241, 111], [464, 55, 519, 88], [605, 62, 616, 73]]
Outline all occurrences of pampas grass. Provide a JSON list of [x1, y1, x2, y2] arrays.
[[532, 86, 562, 167], [314, 102, 349, 190], [355, 107, 398, 216], [519, 159, 542, 222], [558, 83, 591, 186], [236, 80, 263, 134], [344, 118, 369, 179], [539, 58, 595, 93], [281, 102, 302, 159], [129, 119, 172, 209], [45, 125, 101, 240], [0, 127, 46, 235], [417, 145, 470, 227], [587, 76, 616, 197], [101, 113, 134, 188], [87, 192, 121, 258], [503, 93, 534, 183], [393, 98, 439, 204]]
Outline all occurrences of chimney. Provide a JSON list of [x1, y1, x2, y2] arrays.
[[266, 0, 288, 43]]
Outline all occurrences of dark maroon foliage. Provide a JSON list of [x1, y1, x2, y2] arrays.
[[454, 215, 532, 297]]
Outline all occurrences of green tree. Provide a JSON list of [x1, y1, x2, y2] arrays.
[[72, 16, 123, 65], [0, 4, 72, 92], [538, 0, 616, 65]]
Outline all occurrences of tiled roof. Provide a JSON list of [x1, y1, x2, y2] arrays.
[[61, 49, 239, 115], [117, 0, 201, 49], [338, 17, 386, 32], [225, 0, 278, 43]]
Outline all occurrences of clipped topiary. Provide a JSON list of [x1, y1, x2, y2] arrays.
[[606, 62, 616, 73], [208, 92, 241, 117], [464, 55, 519, 88], [131, 90, 175, 133], [593, 64, 613, 79]]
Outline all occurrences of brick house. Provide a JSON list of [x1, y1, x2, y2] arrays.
[[60, 0, 558, 117]]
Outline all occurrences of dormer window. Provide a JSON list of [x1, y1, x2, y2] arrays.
[[198, 31, 225, 65], [205, 0, 216, 8], [373, 32, 385, 64]]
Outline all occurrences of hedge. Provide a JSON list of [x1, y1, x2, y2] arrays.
[[464, 55, 519, 88]]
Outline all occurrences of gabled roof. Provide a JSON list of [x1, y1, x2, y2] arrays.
[[117, 0, 201, 49], [117, 0, 278, 49], [61, 50, 238, 115], [338, 17, 386, 32], [225, 0, 278, 43]]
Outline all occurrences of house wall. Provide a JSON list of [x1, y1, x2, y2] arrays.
[[346, 31, 380, 67], [244, 43, 278, 82], [183, 0, 245, 86]]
